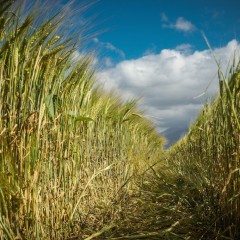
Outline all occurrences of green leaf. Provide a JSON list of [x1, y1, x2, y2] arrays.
[[68, 111, 94, 122], [75, 115, 94, 122], [45, 95, 55, 118]]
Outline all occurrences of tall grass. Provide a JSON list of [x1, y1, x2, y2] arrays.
[[0, 1, 164, 239], [6, 1, 240, 239], [164, 56, 240, 238]]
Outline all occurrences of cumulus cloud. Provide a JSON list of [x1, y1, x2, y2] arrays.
[[97, 40, 240, 146], [162, 16, 196, 32]]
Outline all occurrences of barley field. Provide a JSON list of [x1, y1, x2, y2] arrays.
[[0, 1, 164, 239], [0, 1, 240, 240]]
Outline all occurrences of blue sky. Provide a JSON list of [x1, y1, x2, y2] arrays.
[[88, 0, 240, 59], [67, 0, 240, 146]]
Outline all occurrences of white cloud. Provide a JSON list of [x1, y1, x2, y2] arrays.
[[175, 17, 196, 32], [163, 17, 196, 32], [97, 40, 240, 146], [105, 42, 125, 58], [72, 50, 98, 67], [103, 57, 114, 67], [92, 38, 125, 59], [175, 43, 193, 54], [143, 44, 157, 56], [92, 38, 125, 67], [93, 37, 99, 43], [161, 12, 168, 22]]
